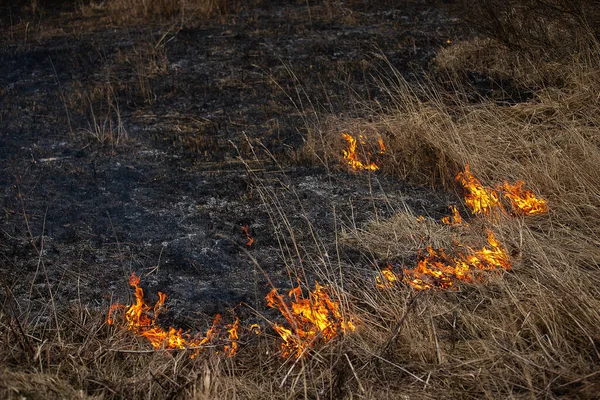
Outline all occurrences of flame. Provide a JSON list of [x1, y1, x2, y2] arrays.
[[242, 225, 254, 246], [195, 314, 222, 355], [403, 230, 511, 290], [456, 165, 548, 217], [441, 205, 465, 225], [375, 166, 545, 292], [266, 283, 356, 358], [398, 166, 545, 290], [502, 181, 548, 215], [376, 264, 398, 288], [378, 138, 386, 153], [224, 317, 240, 357], [249, 323, 261, 334], [341, 132, 381, 171], [108, 273, 235, 356], [456, 164, 503, 217]]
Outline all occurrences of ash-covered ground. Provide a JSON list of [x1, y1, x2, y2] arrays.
[[1, 1, 463, 330]]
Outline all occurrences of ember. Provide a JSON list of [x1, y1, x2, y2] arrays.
[[242, 225, 254, 246]]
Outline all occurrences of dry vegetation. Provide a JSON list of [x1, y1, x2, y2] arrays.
[[1, 1, 600, 399], [454, 0, 600, 56], [63, 37, 169, 148], [301, 4, 600, 397]]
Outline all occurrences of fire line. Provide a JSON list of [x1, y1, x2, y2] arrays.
[[108, 273, 239, 357]]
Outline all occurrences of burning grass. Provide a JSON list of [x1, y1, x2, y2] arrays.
[[372, 165, 547, 291], [341, 132, 385, 171], [107, 273, 238, 357], [457, 164, 548, 217], [106, 273, 355, 361], [266, 283, 356, 358], [300, 35, 600, 398], [2, 14, 600, 400]]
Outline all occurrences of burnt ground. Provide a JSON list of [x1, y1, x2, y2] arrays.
[[1, 1, 464, 331]]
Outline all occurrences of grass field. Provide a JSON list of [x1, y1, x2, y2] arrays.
[[1, 1, 599, 398]]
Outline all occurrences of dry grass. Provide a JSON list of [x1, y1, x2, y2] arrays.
[[453, 0, 600, 57], [2, 6, 600, 400], [300, 33, 600, 398], [62, 36, 170, 148], [434, 37, 568, 90]]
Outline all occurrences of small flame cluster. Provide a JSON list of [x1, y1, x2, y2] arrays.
[[403, 230, 510, 290], [376, 264, 398, 289], [266, 283, 356, 358], [457, 164, 548, 217], [108, 273, 239, 357], [440, 205, 464, 226], [341, 132, 385, 171], [501, 180, 549, 215], [378, 165, 548, 291]]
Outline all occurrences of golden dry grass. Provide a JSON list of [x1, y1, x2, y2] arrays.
[[2, 11, 600, 400], [298, 33, 600, 398]]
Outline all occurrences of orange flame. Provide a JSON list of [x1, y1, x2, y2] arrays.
[[375, 166, 545, 292], [242, 225, 254, 246], [502, 181, 548, 215], [456, 164, 503, 217], [441, 205, 464, 225], [341, 132, 381, 171], [108, 273, 237, 356], [403, 230, 511, 290], [376, 264, 398, 288], [378, 138, 386, 153], [456, 165, 548, 217], [197, 314, 222, 348], [266, 283, 356, 358], [249, 323, 261, 334], [224, 317, 240, 357]]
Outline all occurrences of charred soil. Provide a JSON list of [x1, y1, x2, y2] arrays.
[[1, 0, 464, 326]]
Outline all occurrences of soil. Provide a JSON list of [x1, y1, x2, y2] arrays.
[[1, 0, 464, 331]]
